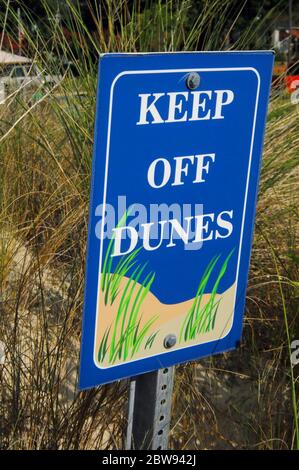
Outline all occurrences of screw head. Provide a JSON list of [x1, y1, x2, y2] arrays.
[[163, 334, 177, 349], [186, 72, 200, 90]]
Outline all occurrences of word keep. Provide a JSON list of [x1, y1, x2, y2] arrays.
[[137, 89, 234, 125]]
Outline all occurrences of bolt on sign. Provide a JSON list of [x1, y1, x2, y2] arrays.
[[79, 52, 274, 389]]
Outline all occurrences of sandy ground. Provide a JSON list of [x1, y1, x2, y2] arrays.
[[95, 276, 236, 367]]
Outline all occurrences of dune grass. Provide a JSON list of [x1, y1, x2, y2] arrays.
[[0, 0, 297, 451], [179, 250, 234, 343], [97, 212, 158, 364], [99, 256, 158, 364]]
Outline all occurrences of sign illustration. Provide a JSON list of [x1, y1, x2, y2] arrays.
[[79, 51, 274, 389]]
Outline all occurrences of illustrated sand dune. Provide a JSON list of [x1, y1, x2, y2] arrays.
[[95, 276, 236, 367]]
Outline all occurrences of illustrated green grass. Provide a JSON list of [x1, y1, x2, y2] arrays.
[[145, 331, 159, 350], [98, 212, 158, 364], [179, 250, 235, 343]]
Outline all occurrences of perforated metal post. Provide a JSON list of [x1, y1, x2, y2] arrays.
[[126, 367, 175, 450]]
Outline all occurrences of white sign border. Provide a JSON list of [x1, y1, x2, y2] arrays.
[[93, 67, 261, 369]]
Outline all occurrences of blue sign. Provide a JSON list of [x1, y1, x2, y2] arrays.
[[79, 51, 274, 389]]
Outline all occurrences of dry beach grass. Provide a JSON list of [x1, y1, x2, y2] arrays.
[[0, 0, 298, 450]]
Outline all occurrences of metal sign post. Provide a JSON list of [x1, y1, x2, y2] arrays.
[[126, 367, 175, 450]]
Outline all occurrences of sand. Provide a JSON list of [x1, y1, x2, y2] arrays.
[[95, 276, 236, 367]]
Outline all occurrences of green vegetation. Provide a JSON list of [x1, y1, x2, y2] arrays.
[[98, 212, 158, 364], [108, 266, 156, 363], [180, 250, 234, 342], [101, 253, 157, 364]]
